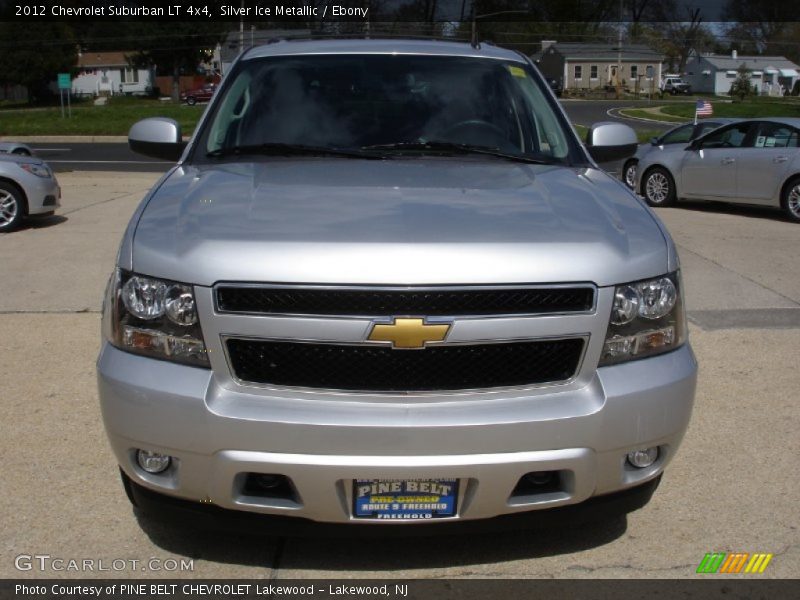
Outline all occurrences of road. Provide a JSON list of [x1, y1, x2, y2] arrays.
[[28, 100, 676, 173], [32, 142, 171, 172], [1, 171, 798, 580], [560, 99, 676, 132]]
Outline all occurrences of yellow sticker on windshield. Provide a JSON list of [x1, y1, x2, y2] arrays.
[[508, 66, 527, 78]]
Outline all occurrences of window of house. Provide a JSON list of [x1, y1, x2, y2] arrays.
[[122, 68, 139, 84], [590, 65, 598, 80], [646, 65, 653, 79], [574, 65, 582, 81], [630, 65, 638, 79]]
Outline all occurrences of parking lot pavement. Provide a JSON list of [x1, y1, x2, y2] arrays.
[[1, 172, 798, 579]]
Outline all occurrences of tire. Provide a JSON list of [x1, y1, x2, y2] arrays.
[[11, 148, 31, 156], [642, 167, 676, 207], [781, 176, 800, 223], [185, 96, 196, 106], [622, 159, 638, 190], [119, 468, 138, 507], [0, 181, 26, 232]]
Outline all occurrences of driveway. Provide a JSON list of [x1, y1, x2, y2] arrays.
[[1, 172, 798, 579]]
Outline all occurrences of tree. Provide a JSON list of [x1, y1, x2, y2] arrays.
[[0, 22, 77, 103], [729, 62, 754, 100], [633, 1, 714, 73], [126, 21, 227, 101]]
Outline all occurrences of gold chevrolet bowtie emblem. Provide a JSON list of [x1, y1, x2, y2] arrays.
[[367, 318, 450, 349]]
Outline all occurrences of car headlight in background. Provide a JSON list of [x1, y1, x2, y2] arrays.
[[102, 269, 209, 367], [18, 163, 52, 179], [600, 272, 686, 366]]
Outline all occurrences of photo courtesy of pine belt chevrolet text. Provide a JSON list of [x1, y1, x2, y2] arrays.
[[96, 39, 697, 531]]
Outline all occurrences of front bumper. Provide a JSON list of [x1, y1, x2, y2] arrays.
[[22, 173, 60, 215], [97, 341, 697, 525]]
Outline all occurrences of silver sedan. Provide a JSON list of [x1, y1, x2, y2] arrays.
[[636, 118, 800, 222], [0, 141, 34, 156], [621, 119, 735, 189], [0, 154, 60, 232]]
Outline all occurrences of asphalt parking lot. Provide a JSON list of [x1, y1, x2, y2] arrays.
[[1, 171, 798, 579]]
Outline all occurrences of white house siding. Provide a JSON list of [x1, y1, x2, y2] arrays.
[[72, 67, 151, 97], [565, 60, 660, 91], [685, 55, 799, 96]]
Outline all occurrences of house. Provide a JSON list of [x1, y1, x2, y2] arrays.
[[684, 51, 800, 96], [218, 29, 312, 75], [72, 51, 153, 97], [531, 41, 664, 92]]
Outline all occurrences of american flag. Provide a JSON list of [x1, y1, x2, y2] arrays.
[[696, 99, 713, 116]]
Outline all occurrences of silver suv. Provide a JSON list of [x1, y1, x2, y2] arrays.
[[98, 40, 696, 531]]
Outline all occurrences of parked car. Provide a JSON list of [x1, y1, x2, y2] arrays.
[[546, 78, 563, 97], [636, 118, 800, 222], [0, 141, 34, 156], [0, 154, 60, 232], [660, 76, 692, 96], [100, 39, 696, 532], [621, 119, 737, 189], [180, 83, 217, 105]]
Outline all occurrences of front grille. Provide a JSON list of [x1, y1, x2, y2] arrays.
[[225, 338, 585, 392], [216, 285, 594, 317]]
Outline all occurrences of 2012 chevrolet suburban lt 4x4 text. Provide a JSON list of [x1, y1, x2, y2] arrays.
[[97, 39, 697, 532]]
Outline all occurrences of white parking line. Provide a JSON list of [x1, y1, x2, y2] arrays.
[[47, 160, 171, 164]]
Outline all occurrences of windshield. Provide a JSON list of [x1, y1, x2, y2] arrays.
[[198, 54, 580, 164]]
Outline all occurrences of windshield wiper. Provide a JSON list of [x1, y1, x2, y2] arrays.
[[207, 143, 382, 160], [362, 141, 552, 164]]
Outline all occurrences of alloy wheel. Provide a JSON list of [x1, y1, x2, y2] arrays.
[[624, 163, 637, 189], [788, 184, 800, 219], [0, 189, 18, 227], [645, 172, 670, 204]]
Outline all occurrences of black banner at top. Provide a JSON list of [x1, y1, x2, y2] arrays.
[[1, 0, 798, 23]]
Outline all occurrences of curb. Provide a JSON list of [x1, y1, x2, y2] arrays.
[[0, 135, 128, 143], [611, 108, 683, 125]]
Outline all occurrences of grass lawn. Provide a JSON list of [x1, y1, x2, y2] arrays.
[[657, 99, 800, 120], [0, 97, 203, 136], [573, 123, 663, 144]]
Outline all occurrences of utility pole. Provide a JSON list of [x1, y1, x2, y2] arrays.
[[239, 0, 244, 52], [616, 0, 623, 99]]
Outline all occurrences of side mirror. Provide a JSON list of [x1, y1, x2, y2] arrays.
[[685, 141, 699, 151], [585, 122, 638, 162], [650, 137, 660, 146], [129, 118, 186, 161], [586, 121, 639, 162]]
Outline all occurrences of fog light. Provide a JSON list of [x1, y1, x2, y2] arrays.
[[136, 449, 171, 474], [627, 447, 658, 468]]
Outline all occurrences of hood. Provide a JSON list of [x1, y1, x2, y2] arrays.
[[131, 158, 669, 287]]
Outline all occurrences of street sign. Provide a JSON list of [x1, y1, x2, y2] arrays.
[[57, 73, 71, 90]]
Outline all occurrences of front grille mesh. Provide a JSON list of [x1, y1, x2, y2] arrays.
[[226, 338, 585, 392], [216, 286, 594, 317]]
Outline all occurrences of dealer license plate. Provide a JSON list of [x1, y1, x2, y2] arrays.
[[352, 478, 459, 520]]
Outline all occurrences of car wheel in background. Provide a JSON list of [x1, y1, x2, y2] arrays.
[[642, 167, 676, 207], [623, 159, 638, 190], [185, 96, 197, 106], [0, 181, 26, 232], [781, 177, 800, 223]]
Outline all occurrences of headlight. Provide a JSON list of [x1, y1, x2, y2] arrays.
[[102, 269, 209, 367], [19, 163, 52, 178], [600, 271, 686, 366]]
